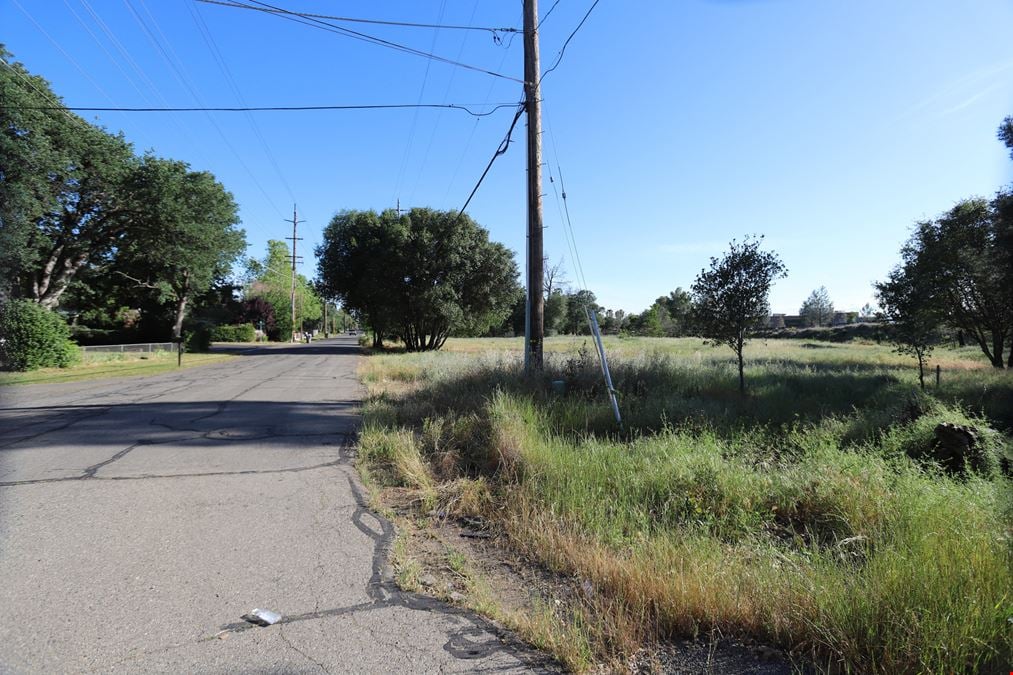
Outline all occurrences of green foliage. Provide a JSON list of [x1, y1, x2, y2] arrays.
[[876, 256, 943, 388], [651, 288, 693, 336], [183, 325, 211, 353], [1, 47, 245, 345], [559, 289, 597, 335], [360, 340, 1013, 673], [882, 195, 1012, 369], [799, 285, 835, 327], [0, 300, 80, 371], [210, 323, 255, 342], [999, 114, 1013, 160], [245, 240, 321, 341], [317, 208, 519, 350], [691, 236, 787, 393], [0, 48, 136, 308], [116, 156, 245, 337]]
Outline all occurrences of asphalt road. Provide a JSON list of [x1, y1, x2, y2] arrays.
[[0, 337, 550, 674]]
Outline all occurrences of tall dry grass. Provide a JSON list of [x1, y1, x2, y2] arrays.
[[357, 337, 1013, 673]]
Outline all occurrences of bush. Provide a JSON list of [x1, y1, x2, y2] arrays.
[[0, 300, 81, 371], [183, 326, 211, 352], [210, 323, 255, 342]]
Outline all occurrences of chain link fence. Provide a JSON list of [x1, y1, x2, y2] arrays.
[[80, 342, 175, 354]]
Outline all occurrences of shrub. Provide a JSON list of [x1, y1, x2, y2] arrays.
[[183, 326, 211, 352], [0, 300, 81, 371], [210, 323, 255, 342]]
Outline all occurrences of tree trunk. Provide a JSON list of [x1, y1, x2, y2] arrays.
[[736, 335, 745, 396], [33, 243, 89, 310], [917, 350, 926, 389], [172, 295, 188, 339], [172, 273, 190, 339], [991, 332, 1005, 368]]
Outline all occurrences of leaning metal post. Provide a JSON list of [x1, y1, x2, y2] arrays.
[[584, 305, 622, 429]]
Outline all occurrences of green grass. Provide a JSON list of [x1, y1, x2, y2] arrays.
[[358, 337, 1012, 672], [0, 350, 235, 386]]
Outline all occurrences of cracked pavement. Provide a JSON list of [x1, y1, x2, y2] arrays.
[[0, 337, 553, 674]]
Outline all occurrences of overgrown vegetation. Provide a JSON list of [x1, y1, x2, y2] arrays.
[[209, 322, 256, 343], [0, 299, 80, 371], [358, 337, 1012, 673]]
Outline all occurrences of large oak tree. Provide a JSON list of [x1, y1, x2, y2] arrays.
[[317, 208, 518, 351], [116, 156, 245, 338], [1, 48, 135, 308]]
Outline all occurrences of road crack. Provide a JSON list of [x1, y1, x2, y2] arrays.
[[279, 624, 330, 674]]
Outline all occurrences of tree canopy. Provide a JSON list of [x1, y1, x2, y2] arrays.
[[317, 208, 518, 351], [800, 286, 835, 327], [246, 240, 322, 341], [691, 237, 787, 394], [875, 261, 941, 388], [882, 195, 1011, 368], [116, 156, 245, 338], [1, 47, 247, 343], [1, 47, 136, 307]]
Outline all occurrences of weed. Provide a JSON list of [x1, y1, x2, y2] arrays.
[[357, 337, 1013, 673]]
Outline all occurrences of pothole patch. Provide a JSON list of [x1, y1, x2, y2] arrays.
[[206, 427, 274, 441]]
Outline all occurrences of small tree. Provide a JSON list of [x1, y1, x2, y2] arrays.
[[875, 269, 941, 389], [800, 286, 834, 327], [691, 237, 787, 394]]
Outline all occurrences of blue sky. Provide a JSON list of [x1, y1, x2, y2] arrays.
[[3, 0, 1012, 314]]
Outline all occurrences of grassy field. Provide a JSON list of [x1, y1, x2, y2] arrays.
[[0, 350, 234, 386], [358, 336, 1012, 673]]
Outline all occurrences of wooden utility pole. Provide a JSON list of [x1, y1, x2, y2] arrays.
[[284, 205, 304, 342], [523, 0, 544, 371]]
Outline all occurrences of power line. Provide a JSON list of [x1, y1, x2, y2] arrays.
[[212, 0, 523, 84], [392, 0, 448, 207], [545, 109, 589, 292], [187, 0, 297, 204], [537, 0, 562, 29], [196, 0, 520, 34], [3, 103, 520, 115], [123, 0, 285, 219], [457, 103, 526, 215], [440, 7, 523, 208], [539, 0, 601, 85], [71, 0, 218, 172]]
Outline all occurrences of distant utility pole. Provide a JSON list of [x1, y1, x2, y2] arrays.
[[284, 205, 304, 342], [523, 0, 545, 372]]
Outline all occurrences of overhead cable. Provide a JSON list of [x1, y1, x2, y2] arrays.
[[187, 0, 297, 204], [196, 0, 519, 34], [539, 0, 601, 85], [392, 0, 448, 207], [457, 103, 526, 215], [537, 0, 562, 29], [213, 0, 523, 83], [4, 103, 520, 116]]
